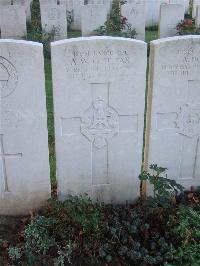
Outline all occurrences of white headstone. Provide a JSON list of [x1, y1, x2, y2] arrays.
[[169, 0, 189, 13], [51, 37, 147, 203], [196, 5, 200, 27], [0, 40, 50, 215], [81, 4, 108, 36], [40, 1, 67, 41], [121, 0, 145, 41], [70, 0, 84, 30], [159, 4, 184, 38], [0, 5, 27, 39], [193, 0, 200, 18], [145, 36, 200, 190], [13, 0, 32, 21], [144, 0, 188, 27]]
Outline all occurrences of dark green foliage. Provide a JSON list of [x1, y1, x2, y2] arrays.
[[139, 164, 184, 208], [165, 206, 200, 266], [99, 203, 172, 265], [4, 168, 200, 266]]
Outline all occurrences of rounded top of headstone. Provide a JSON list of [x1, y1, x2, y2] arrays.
[[51, 36, 147, 47], [0, 39, 43, 47], [151, 35, 200, 46]]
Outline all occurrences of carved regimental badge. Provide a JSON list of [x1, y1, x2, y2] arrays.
[[0, 56, 18, 98], [81, 98, 119, 149], [177, 103, 200, 137]]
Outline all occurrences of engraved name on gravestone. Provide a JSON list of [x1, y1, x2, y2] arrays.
[[0, 40, 50, 215], [0, 4, 27, 39], [145, 36, 200, 190], [81, 4, 108, 36], [121, 0, 145, 41], [159, 4, 185, 38], [51, 37, 147, 203], [40, 0, 67, 41]]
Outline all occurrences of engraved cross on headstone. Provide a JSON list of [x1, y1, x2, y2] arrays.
[[0, 134, 22, 192], [156, 80, 200, 180], [0, 61, 8, 93], [61, 82, 139, 187]]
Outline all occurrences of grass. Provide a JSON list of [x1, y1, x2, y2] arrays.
[[44, 30, 158, 187]]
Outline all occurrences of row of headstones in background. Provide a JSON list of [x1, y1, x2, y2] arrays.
[[77, 0, 189, 40], [158, 3, 185, 38], [26, 0, 190, 41], [69, 0, 190, 29], [0, 1, 27, 39], [1, 35, 200, 216]]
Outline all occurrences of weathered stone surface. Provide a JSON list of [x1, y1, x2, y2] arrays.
[[70, 0, 84, 31], [121, 0, 145, 41], [85, 0, 112, 13], [13, 0, 32, 21], [145, 36, 200, 190], [51, 37, 147, 203], [0, 0, 11, 5], [0, 40, 50, 215], [159, 4, 184, 38], [145, 0, 188, 27], [40, 1, 67, 41], [0, 5, 27, 39], [81, 4, 108, 36], [193, 0, 200, 18], [196, 5, 200, 27]]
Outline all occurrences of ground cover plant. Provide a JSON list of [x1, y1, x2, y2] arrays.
[[0, 167, 199, 265]]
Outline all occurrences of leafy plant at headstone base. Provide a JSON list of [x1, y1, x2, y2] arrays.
[[164, 205, 200, 266], [139, 164, 184, 209], [95, 0, 137, 39], [4, 174, 200, 265], [7, 194, 104, 265], [7, 247, 22, 261], [177, 18, 200, 35]]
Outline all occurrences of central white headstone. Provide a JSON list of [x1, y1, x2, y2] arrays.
[[145, 36, 200, 190], [51, 37, 147, 203], [0, 40, 50, 215]]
